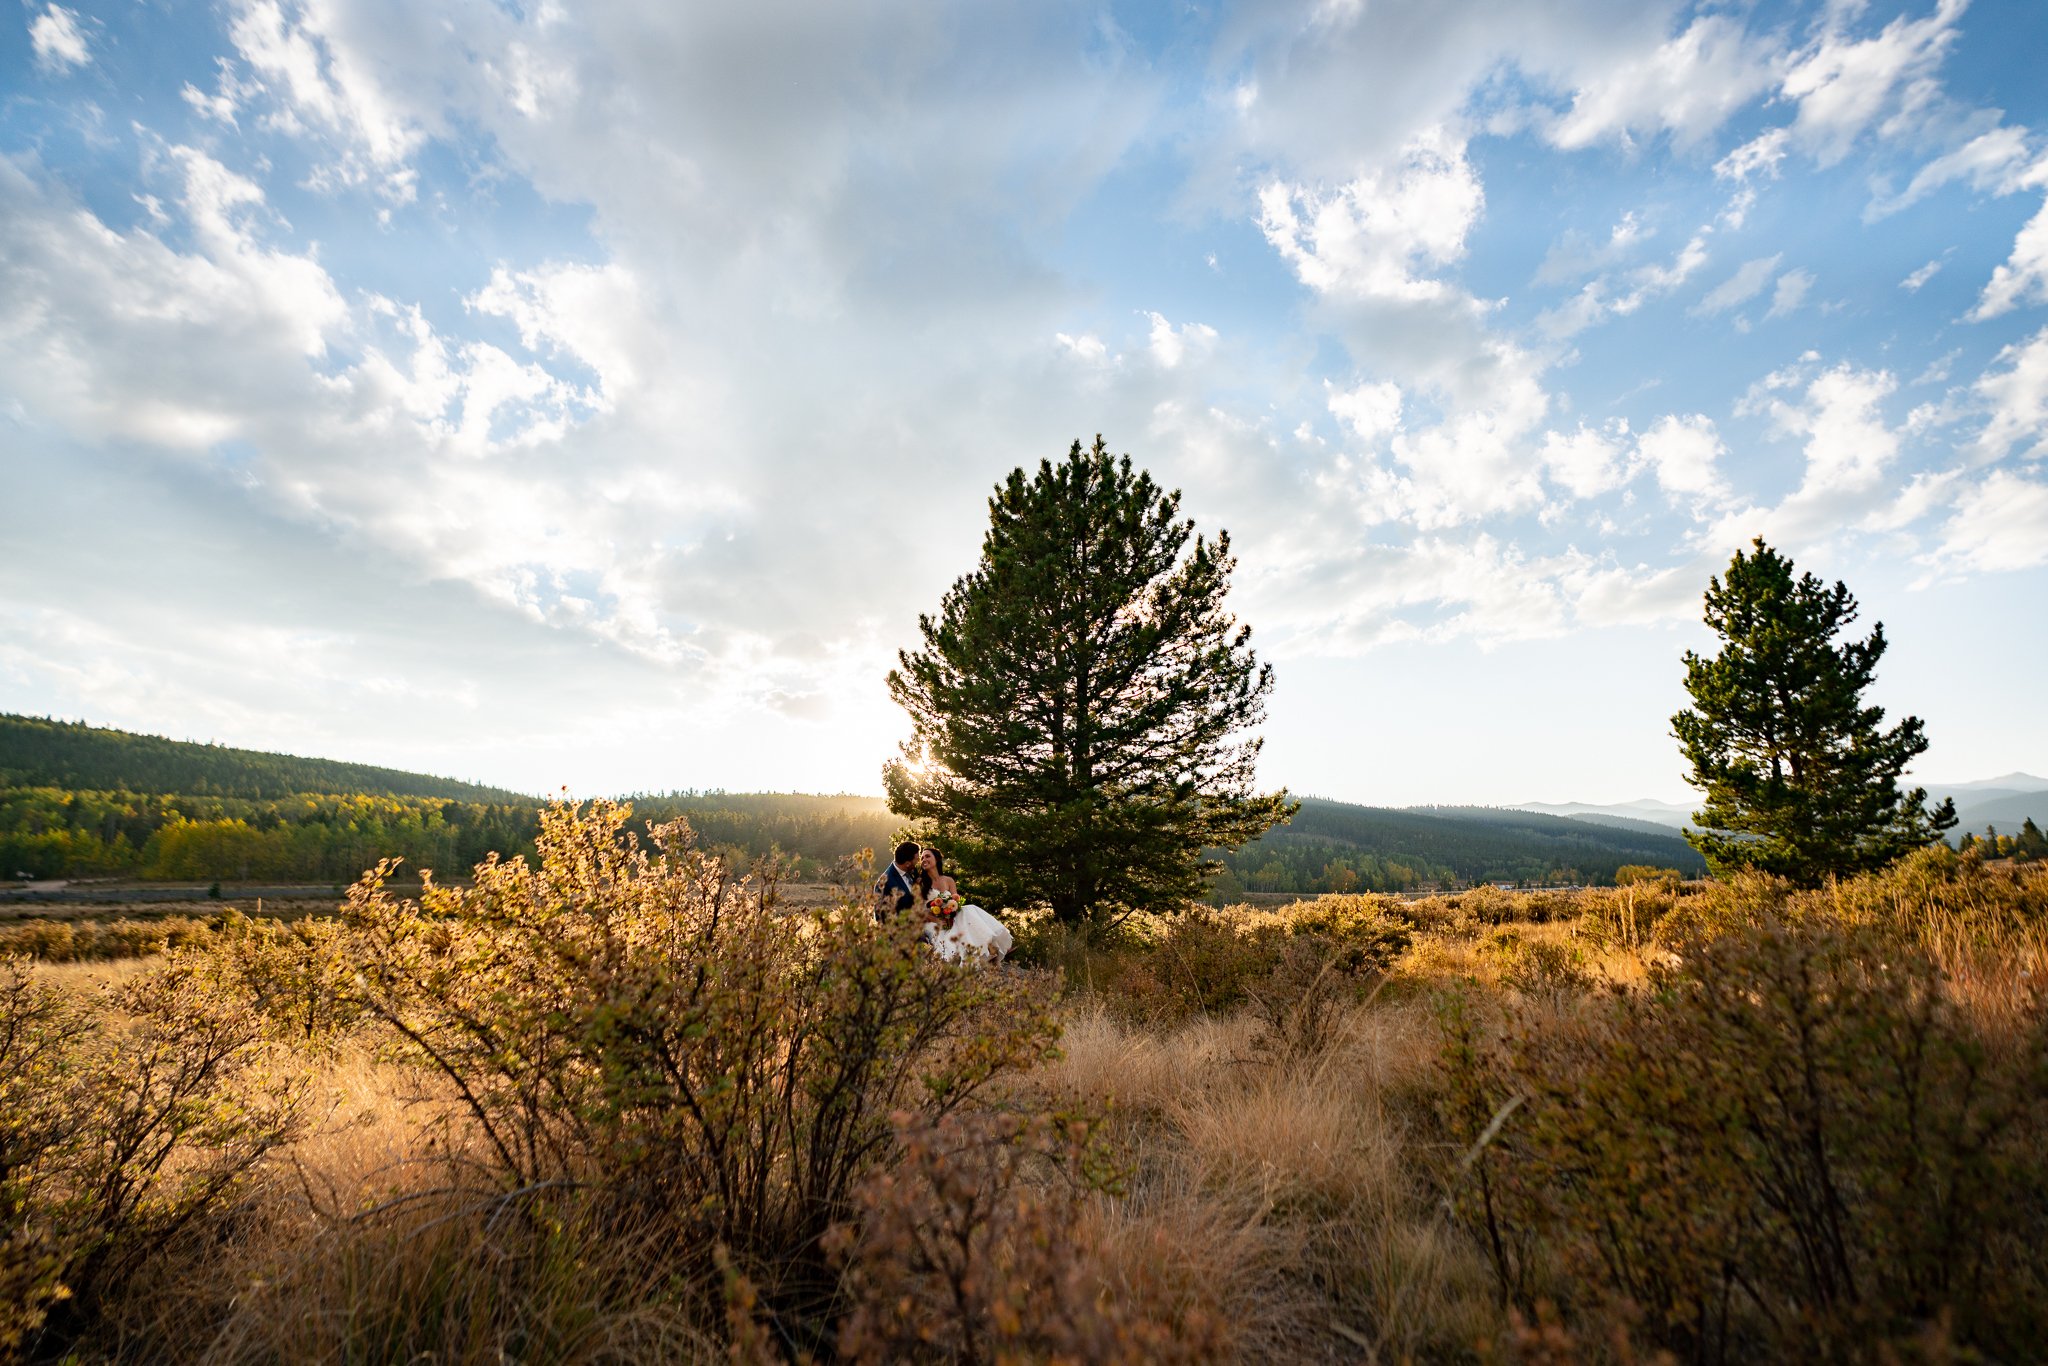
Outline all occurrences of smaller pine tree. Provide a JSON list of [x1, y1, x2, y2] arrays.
[[1673, 538, 1956, 884]]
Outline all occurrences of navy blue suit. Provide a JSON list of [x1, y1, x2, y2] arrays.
[[876, 861, 919, 921]]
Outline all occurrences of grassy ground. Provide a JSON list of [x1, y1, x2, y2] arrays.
[[7, 840, 2046, 1362]]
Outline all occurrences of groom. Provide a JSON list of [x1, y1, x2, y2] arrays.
[[874, 840, 921, 923]]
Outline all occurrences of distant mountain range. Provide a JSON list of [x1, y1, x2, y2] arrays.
[[1515, 772, 2048, 840], [1936, 774, 2048, 835]]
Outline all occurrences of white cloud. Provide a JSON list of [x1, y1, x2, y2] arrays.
[[28, 4, 90, 72], [1722, 359, 1913, 550], [1539, 420, 1631, 499], [1970, 196, 2048, 320], [1327, 379, 1403, 443], [1693, 253, 1782, 315], [1901, 257, 1943, 291], [1382, 346, 1551, 528], [1217, 0, 1699, 185], [1768, 268, 1815, 318], [1144, 311, 1218, 370], [1257, 132, 1483, 304], [1715, 127, 1790, 182], [1636, 414, 1730, 510], [1533, 210, 1650, 287], [1545, 15, 1780, 151], [1783, 363, 1901, 498], [1928, 470, 2048, 574], [1249, 533, 1573, 654], [1539, 232, 1708, 338], [1054, 331, 1108, 364], [181, 59, 259, 127], [1869, 126, 2041, 218], [469, 263, 647, 406], [0, 152, 686, 665], [1972, 326, 2048, 462], [0, 150, 349, 455], [1780, 0, 1966, 165], [1555, 550, 1705, 629], [225, 0, 430, 201]]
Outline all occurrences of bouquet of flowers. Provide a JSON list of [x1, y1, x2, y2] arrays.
[[925, 888, 962, 928]]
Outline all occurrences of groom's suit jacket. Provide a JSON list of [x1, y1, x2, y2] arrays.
[[875, 862, 919, 922]]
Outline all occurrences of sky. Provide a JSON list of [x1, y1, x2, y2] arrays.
[[2, 0, 2045, 808]]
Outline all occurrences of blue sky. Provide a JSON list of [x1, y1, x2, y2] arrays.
[[2, 0, 2044, 806]]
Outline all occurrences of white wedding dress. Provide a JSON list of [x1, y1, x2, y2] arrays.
[[929, 897, 1013, 965]]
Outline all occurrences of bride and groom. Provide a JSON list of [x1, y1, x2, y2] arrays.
[[876, 840, 1013, 964]]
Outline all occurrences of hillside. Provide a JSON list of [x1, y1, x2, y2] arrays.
[[0, 714, 530, 803], [1210, 798, 1707, 897], [6, 716, 1702, 891]]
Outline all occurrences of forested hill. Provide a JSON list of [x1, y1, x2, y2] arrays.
[[0, 715, 529, 803], [3, 715, 1701, 892], [1209, 797, 1707, 898], [0, 716, 905, 883]]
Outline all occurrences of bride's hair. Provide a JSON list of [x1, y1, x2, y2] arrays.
[[916, 847, 945, 896]]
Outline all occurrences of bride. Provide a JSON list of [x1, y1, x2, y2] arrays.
[[916, 847, 1013, 965]]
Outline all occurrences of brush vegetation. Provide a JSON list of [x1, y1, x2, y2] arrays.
[[3, 798, 2043, 1362]]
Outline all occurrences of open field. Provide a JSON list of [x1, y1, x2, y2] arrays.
[[4, 823, 2045, 1362]]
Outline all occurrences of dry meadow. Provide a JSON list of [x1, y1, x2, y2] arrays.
[[4, 805, 2044, 1363]]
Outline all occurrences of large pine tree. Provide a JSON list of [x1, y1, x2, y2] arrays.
[[885, 437, 1293, 923], [1673, 538, 1956, 883]]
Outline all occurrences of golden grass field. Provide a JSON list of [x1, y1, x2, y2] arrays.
[[5, 814, 2046, 1363]]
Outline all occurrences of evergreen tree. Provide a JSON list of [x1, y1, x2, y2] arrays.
[[1673, 538, 1956, 883], [885, 437, 1293, 923]]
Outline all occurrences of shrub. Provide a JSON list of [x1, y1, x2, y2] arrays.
[[0, 955, 303, 1358], [1799, 843, 2048, 939], [1477, 928, 1591, 1000], [1106, 907, 1285, 1025], [1105, 898, 1412, 1030], [1575, 881, 1677, 951], [1653, 868, 1794, 945], [333, 799, 1061, 1350], [1457, 886, 1522, 925], [211, 911, 362, 1047], [828, 1109, 1219, 1364], [0, 914, 221, 963], [1434, 920, 2048, 1361], [1274, 893, 1414, 974], [1614, 864, 1682, 889], [1245, 933, 1355, 1063]]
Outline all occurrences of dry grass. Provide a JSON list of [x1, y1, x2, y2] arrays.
[[1008, 989, 1492, 1362], [17, 854, 2046, 1363], [30, 955, 157, 992], [1030, 1004, 1260, 1116], [113, 1046, 726, 1365]]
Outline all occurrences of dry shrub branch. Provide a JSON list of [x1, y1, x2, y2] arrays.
[[0, 954, 302, 1360], [332, 799, 1062, 1350], [1434, 913, 2048, 1362]]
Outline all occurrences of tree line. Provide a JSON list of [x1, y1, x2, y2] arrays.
[[0, 788, 538, 882], [0, 783, 905, 885]]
